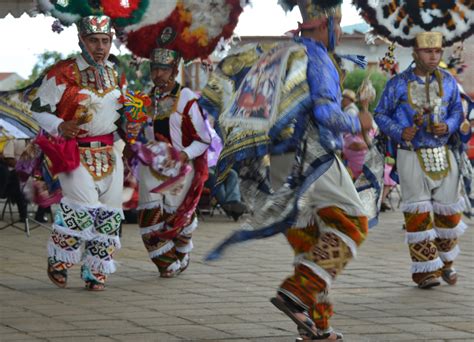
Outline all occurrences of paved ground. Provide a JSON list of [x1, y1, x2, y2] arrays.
[[0, 208, 473, 342]]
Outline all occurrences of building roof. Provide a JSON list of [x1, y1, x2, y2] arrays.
[[0, 73, 15, 81], [0, 0, 37, 18]]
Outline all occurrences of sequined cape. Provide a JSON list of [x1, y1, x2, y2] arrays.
[[201, 38, 383, 260]]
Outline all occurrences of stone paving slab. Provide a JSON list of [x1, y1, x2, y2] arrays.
[[1, 210, 473, 341]]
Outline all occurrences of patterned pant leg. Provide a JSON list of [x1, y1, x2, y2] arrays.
[[139, 207, 179, 274], [434, 213, 463, 270], [279, 207, 368, 331], [403, 212, 443, 284], [81, 207, 122, 283], [174, 214, 198, 263], [48, 202, 97, 271]]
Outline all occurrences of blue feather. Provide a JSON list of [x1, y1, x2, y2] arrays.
[[339, 54, 368, 69]]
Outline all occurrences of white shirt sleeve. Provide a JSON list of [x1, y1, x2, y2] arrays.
[[32, 112, 64, 136], [183, 104, 211, 160]]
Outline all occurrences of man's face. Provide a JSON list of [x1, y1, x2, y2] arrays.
[[415, 48, 443, 72], [308, 16, 342, 49], [151, 65, 177, 93], [82, 33, 112, 63], [341, 96, 352, 109]]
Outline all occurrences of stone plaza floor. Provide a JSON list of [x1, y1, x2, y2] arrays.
[[0, 209, 473, 341]]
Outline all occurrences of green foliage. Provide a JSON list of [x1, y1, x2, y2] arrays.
[[16, 51, 75, 88], [343, 69, 388, 112], [113, 54, 152, 92], [16, 51, 152, 92]]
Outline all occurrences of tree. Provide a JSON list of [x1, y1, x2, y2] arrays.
[[113, 54, 151, 92], [17, 51, 151, 91], [343, 69, 388, 112], [17, 51, 75, 88]]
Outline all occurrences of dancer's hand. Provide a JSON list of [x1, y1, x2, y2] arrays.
[[402, 126, 418, 142], [358, 110, 373, 132], [432, 123, 448, 135], [58, 120, 80, 139], [179, 151, 189, 164]]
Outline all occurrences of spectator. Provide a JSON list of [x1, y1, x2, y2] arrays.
[[341, 89, 370, 179], [206, 167, 247, 221], [2, 139, 29, 222]]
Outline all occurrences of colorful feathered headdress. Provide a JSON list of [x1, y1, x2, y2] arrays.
[[37, 0, 249, 61], [352, 0, 474, 47]]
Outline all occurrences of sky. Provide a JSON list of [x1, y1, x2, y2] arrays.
[[0, 0, 363, 78]]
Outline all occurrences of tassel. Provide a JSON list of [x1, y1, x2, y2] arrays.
[[339, 54, 368, 69]]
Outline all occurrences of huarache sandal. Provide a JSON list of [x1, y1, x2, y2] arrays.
[[85, 280, 105, 291], [441, 268, 458, 285], [270, 295, 318, 338], [296, 328, 344, 341], [47, 265, 67, 288], [418, 276, 440, 289]]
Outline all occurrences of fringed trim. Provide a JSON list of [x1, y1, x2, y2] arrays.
[[277, 288, 309, 311], [316, 290, 331, 304], [439, 245, 460, 262], [52, 223, 96, 240], [435, 221, 468, 239], [83, 255, 117, 275], [181, 217, 198, 235], [137, 200, 177, 213], [319, 225, 358, 259], [149, 241, 174, 259], [401, 201, 433, 214], [410, 257, 443, 274], [165, 260, 181, 273], [433, 198, 466, 215], [47, 240, 82, 265], [176, 240, 193, 254], [294, 255, 333, 288], [140, 222, 165, 235], [92, 234, 121, 250], [405, 229, 437, 244]]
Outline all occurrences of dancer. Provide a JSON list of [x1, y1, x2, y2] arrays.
[[374, 32, 466, 288], [31, 15, 124, 291], [201, 1, 374, 340], [137, 44, 211, 278]]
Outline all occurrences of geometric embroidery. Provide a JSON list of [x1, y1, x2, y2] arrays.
[[86, 239, 117, 261], [50, 231, 82, 251], [307, 232, 352, 279], [58, 203, 96, 232], [409, 239, 439, 262], [95, 209, 122, 235], [435, 237, 457, 253]]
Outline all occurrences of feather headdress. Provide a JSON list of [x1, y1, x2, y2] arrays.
[[352, 0, 474, 47]]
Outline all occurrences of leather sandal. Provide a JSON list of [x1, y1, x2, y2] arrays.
[[418, 276, 440, 289], [441, 268, 457, 285], [47, 265, 67, 288], [85, 280, 105, 291], [270, 295, 317, 338]]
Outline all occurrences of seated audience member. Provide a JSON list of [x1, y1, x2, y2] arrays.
[[206, 167, 247, 221]]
